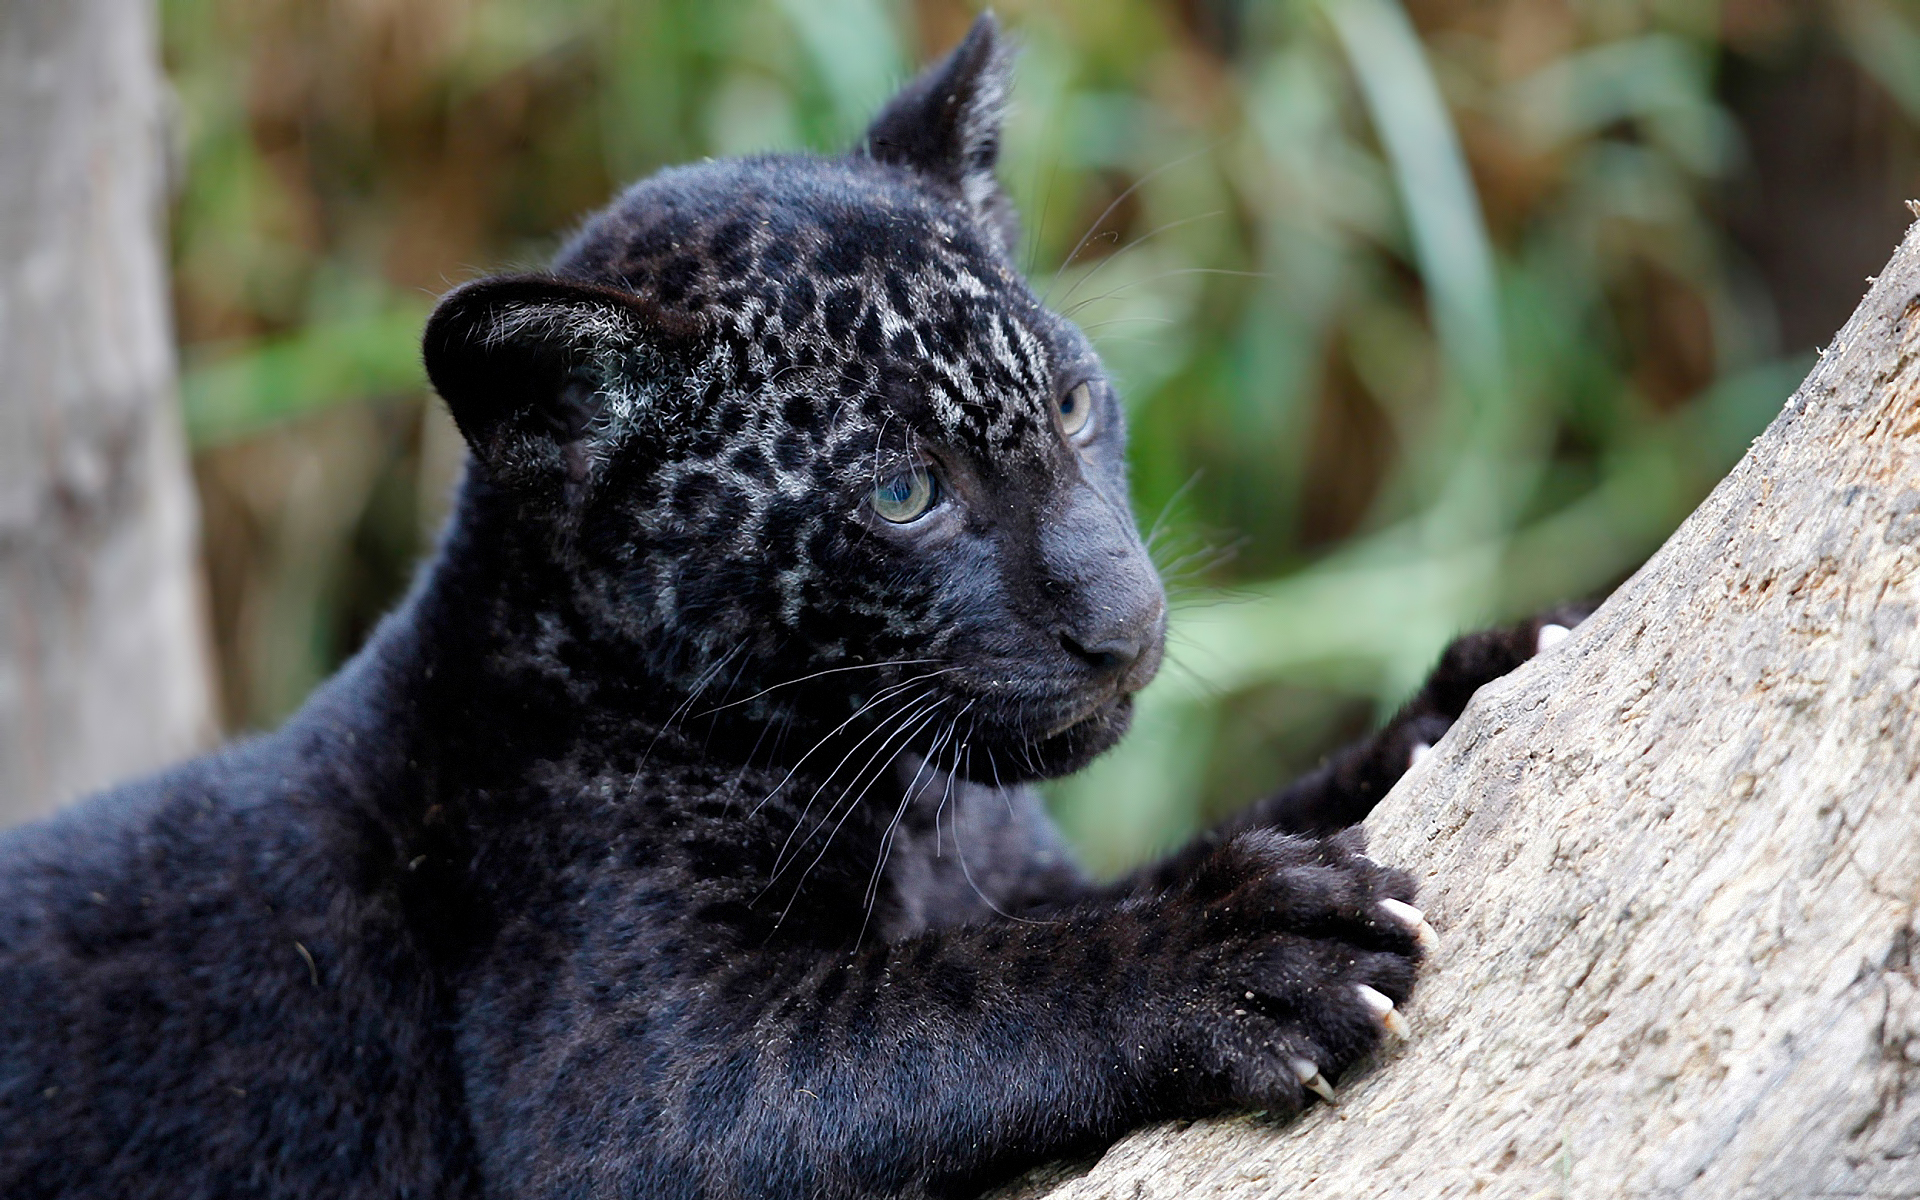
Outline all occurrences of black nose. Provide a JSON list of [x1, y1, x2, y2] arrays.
[[1060, 627, 1145, 674]]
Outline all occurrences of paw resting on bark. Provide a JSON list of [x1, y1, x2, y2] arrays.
[[1399, 602, 1597, 768], [1135, 828, 1431, 1112]]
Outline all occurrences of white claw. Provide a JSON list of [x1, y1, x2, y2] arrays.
[[1536, 623, 1572, 654], [1355, 984, 1410, 1040], [1290, 1056, 1336, 1102], [1409, 742, 1433, 768], [1380, 897, 1439, 952]]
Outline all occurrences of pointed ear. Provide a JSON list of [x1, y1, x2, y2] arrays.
[[422, 275, 694, 499], [863, 12, 1019, 252]]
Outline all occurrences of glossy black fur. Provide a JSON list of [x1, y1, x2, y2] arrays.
[[0, 19, 1570, 1199]]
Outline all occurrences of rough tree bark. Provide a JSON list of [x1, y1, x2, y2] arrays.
[[0, 0, 215, 825], [1004, 218, 1920, 1199]]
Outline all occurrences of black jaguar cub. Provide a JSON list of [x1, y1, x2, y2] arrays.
[[0, 17, 1579, 1199]]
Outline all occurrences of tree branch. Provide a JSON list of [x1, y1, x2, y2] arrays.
[[1003, 216, 1920, 1199]]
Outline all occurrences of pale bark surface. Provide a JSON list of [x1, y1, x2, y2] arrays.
[[1006, 220, 1920, 1199], [0, 0, 214, 823]]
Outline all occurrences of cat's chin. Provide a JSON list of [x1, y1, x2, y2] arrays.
[[952, 693, 1135, 784]]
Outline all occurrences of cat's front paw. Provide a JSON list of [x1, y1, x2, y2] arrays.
[[1148, 827, 1429, 1112], [1387, 602, 1598, 772], [1414, 602, 1597, 739]]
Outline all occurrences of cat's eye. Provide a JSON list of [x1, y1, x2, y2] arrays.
[[1058, 381, 1094, 439], [869, 464, 940, 523]]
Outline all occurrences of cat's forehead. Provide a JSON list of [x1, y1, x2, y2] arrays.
[[556, 155, 1076, 460]]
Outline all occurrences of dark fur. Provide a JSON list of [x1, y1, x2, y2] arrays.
[[0, 18, 1568, 1198]]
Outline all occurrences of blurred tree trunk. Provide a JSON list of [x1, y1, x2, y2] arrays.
[[0, 0, 214, 825], [1000, 219, 1920, 1198]]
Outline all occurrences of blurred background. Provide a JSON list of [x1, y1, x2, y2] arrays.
[[155, 0, 1919, 871]]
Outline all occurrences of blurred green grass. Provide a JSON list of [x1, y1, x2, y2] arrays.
[[162, 0, 1920, 873]]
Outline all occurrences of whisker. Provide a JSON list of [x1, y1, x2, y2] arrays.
[[1054, 210, 1224, 310], [923, 702, 976, 863], [625, 638, 750, 801], [1143, 470, 1204, 553], [764, 682, 942, 876], [695, 657, 941, 718], [1154, 539, 1240, 585], [727, 705, 792, 806], [757, 688, 929, 882], [866, 735, 943, 903], [949, 769, 1054, 926], [715, 637, 764, 708], [1078, 316, 1175, 335], [859, 707, 966, 938], [1041, 144, 1217, 307], [771, 696, 947, 920], [1061, 267, 1271, 321], [1026, 154, 1062, 280], [746, 668, 959, 821], [667, 640, 750, 731], [981, 737, 1007, 819]]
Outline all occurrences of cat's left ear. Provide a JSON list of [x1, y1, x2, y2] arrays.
[[864, 12, 1019, 252], [422, 274, 696, 503]]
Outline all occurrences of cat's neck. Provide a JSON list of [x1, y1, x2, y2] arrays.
[[292, 475, 834, 808]]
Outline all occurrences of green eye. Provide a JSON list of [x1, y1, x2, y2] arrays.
[[1058, 381, 1094, 438], [869, 464, 940, 523]]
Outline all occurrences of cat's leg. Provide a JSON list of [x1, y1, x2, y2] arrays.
[[616, 827, 1426, 1199], [1249, 602, 1595, 834]]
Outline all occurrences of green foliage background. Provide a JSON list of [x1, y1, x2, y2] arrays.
[[162, 0, 1920, 873]]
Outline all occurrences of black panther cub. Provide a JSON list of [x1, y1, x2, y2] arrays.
[[0, 17, 1577, 1199]]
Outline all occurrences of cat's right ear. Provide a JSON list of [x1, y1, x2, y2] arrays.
[[423, 275, 693, 496], [864, 13, 1019, 252]]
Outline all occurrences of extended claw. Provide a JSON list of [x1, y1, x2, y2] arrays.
[[1290, 1056, 1336, 1102], [1380, 897, 1439, 952], [1536, 622, 1572, 653], [1409, 742, 1434, 768], [1355, 984, 1410, 1040]]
